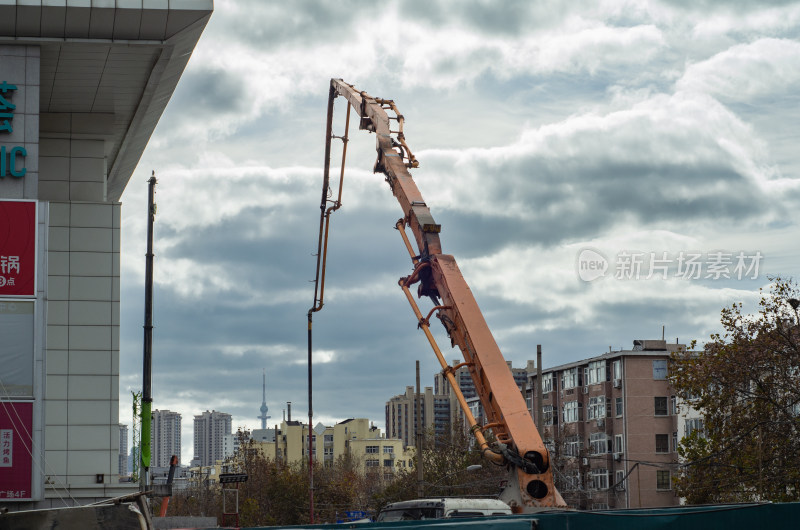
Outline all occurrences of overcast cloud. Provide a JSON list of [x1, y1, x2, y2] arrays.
[[117, 0, 800, 464]]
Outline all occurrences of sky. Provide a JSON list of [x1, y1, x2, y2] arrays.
[[116, 0, 800, 465]]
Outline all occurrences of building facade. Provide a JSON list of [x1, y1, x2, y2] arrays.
[[193, 410, 232, 467], [118, 424, 128, 476], [527, 339, 684, 510], [247, 418, 414, 480], [385, 386, 446, 447], [0, 2, 212, 510], [151, 409, 181, 468]]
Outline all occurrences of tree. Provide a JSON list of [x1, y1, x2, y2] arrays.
[[670, 278, 800, 503], [372, 425, 508, 512]]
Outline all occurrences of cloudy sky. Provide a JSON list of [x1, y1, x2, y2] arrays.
[[117, 0, 800, 464]]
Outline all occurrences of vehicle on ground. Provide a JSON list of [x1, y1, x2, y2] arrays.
[[376, 498, 512, 522]]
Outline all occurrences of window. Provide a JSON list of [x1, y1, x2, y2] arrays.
[[384, 459, 393, 467], [653, 359, 667, 380], [592, 503, 610, 510], [563, 401, 581, 423], [366, 459, 380, 467], [612, 359, 622, 380], [383, 446, 394, 454], [565, 435, 582, 457], [563, 470, 581, 490], [562, 368, 578, 389], [543, 404, 555, 426], [588, 396, 606, 420], [656, 470, 671, 490], [615, 470, 625, 490], [685, 418, 705, 437], [589, 433, 610, 455], [587, 360, 606, 385], [366, 445, 379, 454], [615, 397, 623, 417], [654, 397, 668, 416], [655, 434, 669, 453], [614, 434, 624, 453], [542, 373, 554, 393], [670, 395, 678, 415], [589, 468, 609, 490], [324, 434, 333, 443]]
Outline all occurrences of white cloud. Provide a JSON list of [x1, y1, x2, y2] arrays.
[[677, 38, 800, 101]]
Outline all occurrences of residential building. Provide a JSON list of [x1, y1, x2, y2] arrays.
[[527, 339, 684, 510], [151, 410, 182, 468], [0, 1, 212, 510], [193, 410, 232, 467], [118, 424, 128, 477], [385, 386, 449, 446], [434, 359, 533, 433], [248, 418, 413, 480]]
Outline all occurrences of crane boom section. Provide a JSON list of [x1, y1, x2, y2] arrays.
[[327, 79, 562, 509]]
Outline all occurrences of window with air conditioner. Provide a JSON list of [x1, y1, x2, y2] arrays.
[[615, 397, 623, 417]]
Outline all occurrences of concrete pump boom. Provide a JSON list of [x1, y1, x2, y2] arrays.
[[313, 79, 565, 510]]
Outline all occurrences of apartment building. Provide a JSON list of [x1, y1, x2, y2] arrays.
[[434, 359, 532, 430], [151, 410, 181, 468], [385, 386, 450, 446], [527, 339, 684, 510], [193, 410, 232, 467], [118, 424, 128, 476], [248, 418, 413, 480]]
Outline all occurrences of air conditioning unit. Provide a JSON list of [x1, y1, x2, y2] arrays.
[[613, 452, 622, 461], [613, 379, 622, 388], [616, 484, 626, 492], [582, 458, 589, 466], [596, 419, 605, 428], [582, 386, 589, 394]]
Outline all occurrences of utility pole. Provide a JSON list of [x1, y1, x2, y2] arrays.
[[416, 360, 424, 498], [536, 345, 543, 430], [140, 172, 156, 492]]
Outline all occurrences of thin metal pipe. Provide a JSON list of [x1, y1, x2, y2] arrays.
[[398, 281, 504, 464], [140, 172, 156, 492]]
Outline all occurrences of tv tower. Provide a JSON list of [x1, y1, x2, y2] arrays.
[[258, 369, 271, 429]]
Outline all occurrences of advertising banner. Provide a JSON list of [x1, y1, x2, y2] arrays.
[[0, 401, 33, 501], [0, 200, 36, 297]]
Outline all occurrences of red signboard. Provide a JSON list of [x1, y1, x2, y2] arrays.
[[0, 200, 36, 296], [0, 401, 33, 501]]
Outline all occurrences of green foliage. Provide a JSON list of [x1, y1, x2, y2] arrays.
[[670, 278, 800, 503]]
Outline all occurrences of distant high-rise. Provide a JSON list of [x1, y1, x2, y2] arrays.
[[151, 410, 182, 467], [193, 410, 232, 466], [257, 369, 271, 429], [118, 424, 129, 475]]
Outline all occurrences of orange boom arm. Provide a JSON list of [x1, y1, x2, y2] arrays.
[[317, 79, 564, 509]]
